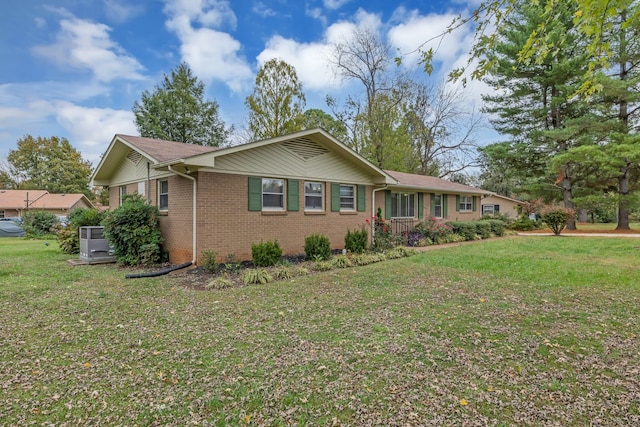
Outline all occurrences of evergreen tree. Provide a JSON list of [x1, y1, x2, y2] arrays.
[[133, 63, 231, 146]]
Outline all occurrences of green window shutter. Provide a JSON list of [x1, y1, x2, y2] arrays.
[[443, 194, 448, 218], [248, 176, 262, 211], [331, 183, 340, 212], [456, 195, 460, 212], [418, 193, 424, 219], [287, 179, 299, 211], [357, 185, 366, 212], [430, 193, 435, 216], [472, 196, 477, 212], [384, 190, 392, 219]]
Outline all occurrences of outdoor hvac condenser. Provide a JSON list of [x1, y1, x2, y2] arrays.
[[79, 226, 116, 263]]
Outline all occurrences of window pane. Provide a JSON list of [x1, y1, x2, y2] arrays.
[[340, 185, 354, 197], [340, 185, 355, 210], [159, 194, 169, 210], [407, 194, 415, 217], [433, 194, 442, 217], [305, 196, 323, 209], [305, 182, 322, 195], [262, 179, 283, 193], [263, 194, 284, 207]]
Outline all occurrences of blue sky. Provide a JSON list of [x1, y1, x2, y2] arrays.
[[0, 0, 491, 165]]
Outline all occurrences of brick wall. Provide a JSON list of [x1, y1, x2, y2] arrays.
[[175, 172, 374, 264]]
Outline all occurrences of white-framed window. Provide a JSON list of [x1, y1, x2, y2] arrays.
[[391, 192, 415, 218], [119, 186, 127, 205], [305, 181, 324, 211], [262, 178, 285, 210], [158, 180, 169, 211], [433, 194, 442, 218], [459, 196, 473, 212], [482, 204, 500, 215], [340, 184, 355, 210]]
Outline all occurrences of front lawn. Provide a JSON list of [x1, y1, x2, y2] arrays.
[[0, 237, 639, 425]]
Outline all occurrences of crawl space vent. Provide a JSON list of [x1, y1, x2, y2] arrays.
[[282, 138, 329, 160]]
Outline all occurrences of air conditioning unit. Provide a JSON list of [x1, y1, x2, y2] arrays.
[[79, 226, 116, 263]]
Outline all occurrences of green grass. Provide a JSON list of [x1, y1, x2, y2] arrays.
[[574, 222, 640, 231], [1, 236, 639, 425]]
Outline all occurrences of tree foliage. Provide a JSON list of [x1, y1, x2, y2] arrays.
[[133, 62, 231, 146], [102, 194, 164, 266], [301, 109, 347, 141], [5, 135, 92, 196], [245, 59, 306, 140]]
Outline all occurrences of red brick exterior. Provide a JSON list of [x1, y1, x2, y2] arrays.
[[106, 173, 482, 265]]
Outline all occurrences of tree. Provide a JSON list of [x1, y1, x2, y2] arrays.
[[132, 62, 231, 146], [301, 109, 347, 141], [480, 0, 590, 229], [408, 0, 639, 97], [328, 28, 414, 169], [245, 59, 306, 140], [5, 135, 92, 196], [402, 81, 482, 178]]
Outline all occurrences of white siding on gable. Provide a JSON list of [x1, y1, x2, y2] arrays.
[[212, 142, 373, 183], [110, 154, 169, 185]]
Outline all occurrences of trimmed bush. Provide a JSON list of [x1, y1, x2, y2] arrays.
[[446, 221, 477, 241], [251, 240, 282, 267], [509, 217, 538, 231], [486, 219, 506, 236], [345, 227, 368, 253], [102, 194, 164, 266], [304, 234, 331, 261], [541, 207, 575, 235], [331, 255, 352, 268], [475, 221, 492, 239]]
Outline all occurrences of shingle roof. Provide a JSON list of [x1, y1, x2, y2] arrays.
[[0, 190, 48, 209], [116, 134, 219, 163], [30, 193, 93, 210], [384, 170, 490, 195]]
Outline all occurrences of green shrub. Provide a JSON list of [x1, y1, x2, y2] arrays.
[[22, 210, 59, 237], [272, 266, 294, 280], [475, 221, 492, 239], [446, 221, 477, 241], [304, 234, 331, 261], [313, 261, 333, 271], [102, 194, 163, 266], [385, 247, 409, 259], [206, 276, 234, 290], [541, 207, 575, 235], [242, 268, 273, 285], [509, 217, 538, 231], [345, 227, 368, 253], [251, 240, 282, 267], [486, 219, 506, 236], [201, 250, 219, 273], [331, 255, 352, 268]]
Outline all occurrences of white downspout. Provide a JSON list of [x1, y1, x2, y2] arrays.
[[168, 165, 197, 265], [371, 185, 388, 243]]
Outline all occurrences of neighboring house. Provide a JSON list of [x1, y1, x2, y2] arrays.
[[0, 190, 94, 219], [481, 194, 523, 218], [91, 129, 492, 264], [0, 190, 93, 219]]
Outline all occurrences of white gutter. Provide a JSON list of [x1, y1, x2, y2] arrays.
[[168, 165, 197, 265], [371, 185, 388, 243]]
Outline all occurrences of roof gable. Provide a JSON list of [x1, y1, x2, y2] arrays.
[[30, 193, 95, 210]]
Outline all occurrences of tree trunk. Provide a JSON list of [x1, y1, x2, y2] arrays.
[[616, 166, 631, 230], [560, 164, 576, 230]]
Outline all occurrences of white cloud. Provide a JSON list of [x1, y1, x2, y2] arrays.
[[256, 10, 382, 92], [324, 0, 351, 10], [163, 0, 252, 92], [252, 1, 277, 18], [257, 36, 336, 91], [103, 0, 144, 23], [31, 15, 145, 82], [55, 102, 138, 163]]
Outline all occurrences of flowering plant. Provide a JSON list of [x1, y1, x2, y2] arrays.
[[415, 217, 453, 241]]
